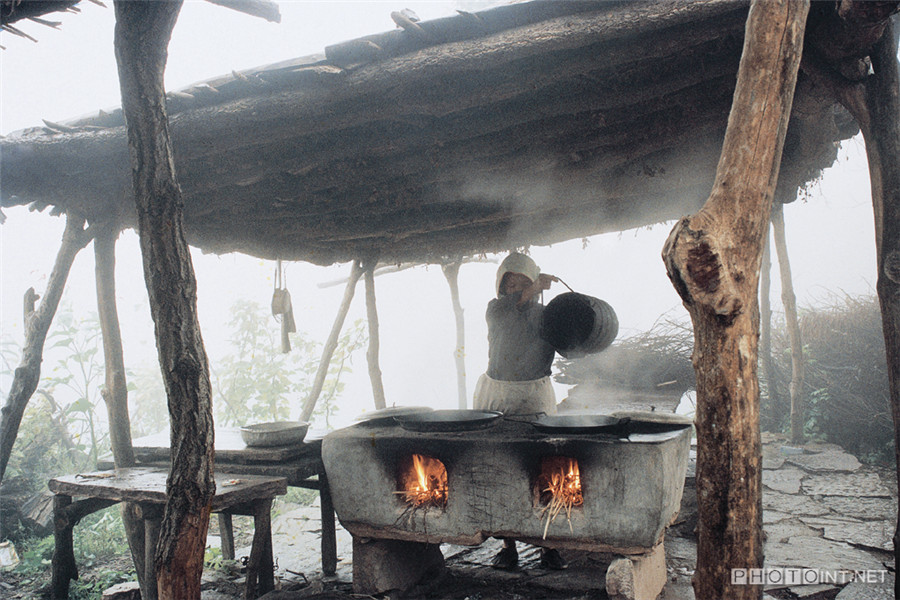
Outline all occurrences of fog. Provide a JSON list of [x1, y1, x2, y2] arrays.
[[0, 1, 878, 433]]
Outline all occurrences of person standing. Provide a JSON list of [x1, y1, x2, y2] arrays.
[[473, 251, 567, 570]]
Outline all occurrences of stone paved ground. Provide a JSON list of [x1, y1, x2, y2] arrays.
[[197, 432, 896, 600]]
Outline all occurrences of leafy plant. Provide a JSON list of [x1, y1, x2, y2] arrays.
[[41, 310, 108, 467], [210, 300, 366, 429]]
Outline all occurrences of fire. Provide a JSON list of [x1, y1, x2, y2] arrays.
[[397, 454, 448, 509], [538, 457, 583, 539]]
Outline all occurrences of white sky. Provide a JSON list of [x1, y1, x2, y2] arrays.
[[0, 1, 879, 430]]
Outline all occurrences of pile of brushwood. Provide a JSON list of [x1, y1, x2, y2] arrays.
[[554, 316, 695, 398], [765, 293, 892, 464]]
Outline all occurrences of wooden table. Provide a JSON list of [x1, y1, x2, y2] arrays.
[[49, 467, 286, 600], [98, 429, 337, 575]]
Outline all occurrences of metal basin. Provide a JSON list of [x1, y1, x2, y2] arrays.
[[240, 421, 309, 447]]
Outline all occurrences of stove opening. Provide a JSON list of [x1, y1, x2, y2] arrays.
[[536, 456, 583, 538], [396, 454, 448, 509]]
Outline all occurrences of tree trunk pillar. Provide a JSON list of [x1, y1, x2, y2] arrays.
[[858, 21, 900, 596], [113, 2, 215, 598], [662, 1, 809, 598]]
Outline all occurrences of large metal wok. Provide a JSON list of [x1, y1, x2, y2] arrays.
[[529, 414, 629, 434], [394, 410, 503, 432]]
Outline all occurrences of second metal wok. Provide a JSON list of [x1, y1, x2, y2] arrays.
[[394, 410, 503, 432]]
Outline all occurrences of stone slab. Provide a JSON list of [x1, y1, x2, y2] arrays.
[[763, 510, 792, 524], [786, 451, 862, 473], [764, 536, 885, 572], [789, 584, 841, 598], [765, 521, 823, 543], [804, 442, 848, 454], [763, 467, 805, 494], [801, 473, 892, 498], [351, 538, 444, 595], [763, 491, 831, 516], [800, 516, 893, 552], [763, 455, 786, 470], [606, 543, 667, 600], [835, 577, 894, 600], [820, 496, 897, 521]]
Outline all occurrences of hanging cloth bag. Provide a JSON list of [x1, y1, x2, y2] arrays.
[[271, 260, 296, 353]]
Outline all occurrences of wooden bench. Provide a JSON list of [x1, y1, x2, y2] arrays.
[[98, 428, 337, 576], [48, 467, 286, 600]]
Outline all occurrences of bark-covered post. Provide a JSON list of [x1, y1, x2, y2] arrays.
[[113, 3, 215, 599], [771, 203, 805, 444], [855, 21, 900, 594], [442, 260, 468, 409], [364, 261, 387, 410], [804, 13, 900, 586], [94, 224, 147, 589], [300, 260, 364, 423], [662, 1, 809, 598], [0, 214, 92, 482], [759, 230, 782, 421]]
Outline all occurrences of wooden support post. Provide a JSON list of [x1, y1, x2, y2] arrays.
[[442, 260, 468, 409], [858, 21, 900, 596], [219, 513, 235, 560], [0, 214, 91, 482], [113, 2, 215, 598], [661, 1, 809, 598], [759, 229, 782, 423], [244, 499, 275, 599], [804, 14, 900, 589], [319, 472, 337, 575], [51, 495, 76, 600], [51, 495, 118, 599], [771, 204, 805, 444], [364, 262, 387, 410], [94, 224, 148, 588], [143, 507, 162, 600], [300, 260, 364, 423]]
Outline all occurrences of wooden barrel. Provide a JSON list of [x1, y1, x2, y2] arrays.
[[541, 292, 618, 358]]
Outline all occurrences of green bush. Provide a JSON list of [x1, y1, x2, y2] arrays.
[[765, 294, 892, 463]]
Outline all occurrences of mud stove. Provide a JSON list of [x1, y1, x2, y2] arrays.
[[322, 411, 691, 599]]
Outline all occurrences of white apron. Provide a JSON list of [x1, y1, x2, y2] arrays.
[[473, 373, 557, 416]]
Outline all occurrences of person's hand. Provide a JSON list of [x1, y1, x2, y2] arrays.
[[535, 273, 558, 290], [517, 273, 557, 305]]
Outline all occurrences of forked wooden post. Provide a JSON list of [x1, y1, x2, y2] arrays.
[[300, 259, 364, 423], [662, 1, 809, 597], [0, 214, 91, 483]]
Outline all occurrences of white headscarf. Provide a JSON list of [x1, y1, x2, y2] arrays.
[[495, 252, 540, 297]]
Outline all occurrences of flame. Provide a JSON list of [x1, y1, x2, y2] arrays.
[[398, 454, 448, 508], [538, 457, 583, 538]]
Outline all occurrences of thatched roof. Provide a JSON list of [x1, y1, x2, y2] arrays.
[[2, 0, 891, 265]]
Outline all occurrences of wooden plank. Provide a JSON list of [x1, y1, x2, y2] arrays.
[[48, 468, 286, 509]]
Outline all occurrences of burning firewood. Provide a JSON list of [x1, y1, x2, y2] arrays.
[[396, 454, 448, 509], [538, 457, 583, 539]]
